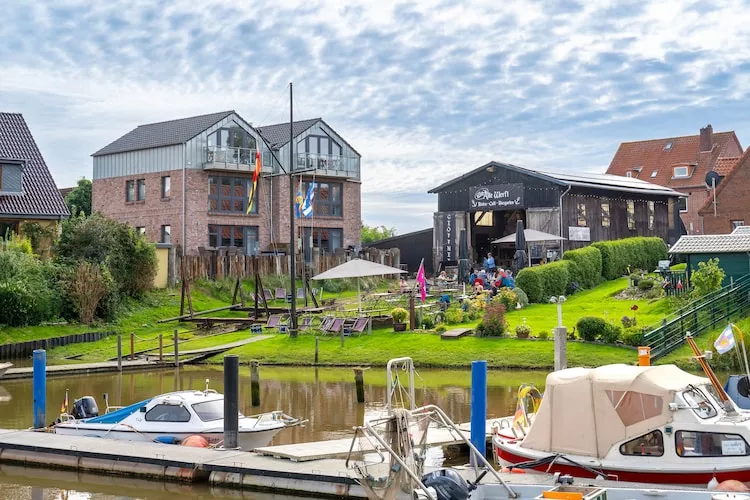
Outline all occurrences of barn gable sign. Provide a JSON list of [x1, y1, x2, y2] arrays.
[[469, 183, 524, 210]]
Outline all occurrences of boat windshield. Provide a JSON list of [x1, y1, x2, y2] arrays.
[[682, 386, 717, 419], [192, 400, 244, 422]]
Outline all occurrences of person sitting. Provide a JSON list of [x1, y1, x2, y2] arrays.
[[437, 270, 448, 286], [399, 278, 410, 293], [468, 267, 476, 285]]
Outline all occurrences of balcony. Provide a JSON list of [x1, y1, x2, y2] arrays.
[[204, 146, 259, 172], [294, 153, 360, 179]]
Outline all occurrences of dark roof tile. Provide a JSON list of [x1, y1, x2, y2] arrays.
[[257, 118, 321, 148]]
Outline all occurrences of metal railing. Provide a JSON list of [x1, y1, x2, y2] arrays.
[[644, 274, 750, 359], [294, 153, 360, 178], [205, 146, 256, 169]]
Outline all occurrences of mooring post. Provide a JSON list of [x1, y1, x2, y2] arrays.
[[470, 360, 487, 467], [117, 334, 122, 371], [173, 329, 179, 367], [354, 367, 365, 403], [130, 332, 135, 361], [33, 349, 46, 429], [554, 326, 568, 371], [409, 294, 416, 330], [250, 360, 261, 407], [224, 355, 239, 448], [158, 334, 163, 364], [314, 337, 319, 364]]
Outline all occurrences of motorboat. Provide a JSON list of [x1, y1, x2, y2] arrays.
[[53, 385, 304, 450], [493, 362, 750, 484], [0, 362, 12, 378]]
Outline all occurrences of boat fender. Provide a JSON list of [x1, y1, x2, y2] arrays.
[[709, 477, 720, 490], [181, 435, 209, 448], [500, 467, 526, 474], [715, 481, 750, 492], [155, 436, 178, 445]]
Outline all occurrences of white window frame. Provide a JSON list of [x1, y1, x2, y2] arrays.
[[673, 166, 690, 178], [679, 196, 689, 213]]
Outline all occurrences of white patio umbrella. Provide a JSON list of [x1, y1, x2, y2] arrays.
[[492, 229, 566, 244], [312, 259, 406, 313]]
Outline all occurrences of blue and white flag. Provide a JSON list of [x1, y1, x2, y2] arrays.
[[300, 182, 316, 218], [715, 324, 736, 355]]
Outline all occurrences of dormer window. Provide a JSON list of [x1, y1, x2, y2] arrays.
[[650, 170, 658, 178], [673, 166, 690, 178], [0, 162, 23, 194], [664, 142, 673, 151]]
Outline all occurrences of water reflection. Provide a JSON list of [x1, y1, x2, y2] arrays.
[[0, 366, 547, 445]]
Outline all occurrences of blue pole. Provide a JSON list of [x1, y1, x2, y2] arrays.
[[33, 349, 46, 429], [470, 360, 487, 466]]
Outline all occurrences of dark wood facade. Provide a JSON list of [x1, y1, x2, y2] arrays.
[[367, 228, 434, 275]]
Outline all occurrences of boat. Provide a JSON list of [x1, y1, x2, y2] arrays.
[[0, 362, 12, 378], [493, 362, 750, 484], [53, 385, 304, 450]]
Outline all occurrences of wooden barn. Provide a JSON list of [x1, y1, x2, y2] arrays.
[[428, 161, 684, 270]]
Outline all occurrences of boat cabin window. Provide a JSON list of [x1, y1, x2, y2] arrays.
[[619, 430, 664, 456], [682, 387, 717, 419], [676, 431, 749, 457], [145, 404, 191, 423], [192, 400, 225, 422]]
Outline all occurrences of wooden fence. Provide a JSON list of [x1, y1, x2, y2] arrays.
[[179, 248, 401, 282]]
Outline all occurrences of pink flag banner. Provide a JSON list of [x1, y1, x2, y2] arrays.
[[416, 261, 427, 303]]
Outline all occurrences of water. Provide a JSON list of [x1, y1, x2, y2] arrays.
[[0, 365, 548, 497]]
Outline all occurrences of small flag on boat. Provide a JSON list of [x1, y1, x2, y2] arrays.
[[416, 261, 427, 303], [715, 324, 736, 355], [61, 389, 69, 414], [512, 400, 527, 432]]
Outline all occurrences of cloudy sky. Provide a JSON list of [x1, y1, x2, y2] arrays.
[[3, 0, 750, 233]]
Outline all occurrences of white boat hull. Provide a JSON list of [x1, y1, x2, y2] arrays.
[[0, 362, 12, 379]]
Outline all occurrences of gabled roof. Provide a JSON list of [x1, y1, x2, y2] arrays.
[[698, 147, 750, 215], [606, 130, 742, 188], [715, 157, 739, 176], [0, 113, 69, 219], [428, 161, 683, 197], [92, 110, 235, 156], [669, 234, 750, 254], [257, 118, 321, 149]]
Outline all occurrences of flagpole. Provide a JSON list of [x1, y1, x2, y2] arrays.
[[288, 82, 297, 338], [735, 324, 750, 381]]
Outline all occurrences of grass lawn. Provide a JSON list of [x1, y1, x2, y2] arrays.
[[208, 327, 639, 369]]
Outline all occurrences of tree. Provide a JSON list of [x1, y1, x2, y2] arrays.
[[361, 223, 396, 244], [65, 178, 92, 216], [691, 258, 725, 298]]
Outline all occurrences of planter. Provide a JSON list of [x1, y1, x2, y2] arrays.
[[393, 322, 407, 332], [516, 332, 530, 339]]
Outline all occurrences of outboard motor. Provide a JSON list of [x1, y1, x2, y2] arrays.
[[72, 396, 99, 419], [420, 469, 470, 500]]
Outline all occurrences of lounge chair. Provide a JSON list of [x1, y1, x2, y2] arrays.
[[351, 317, 369, 334], [275, 288, 287, 300], [319, 316, 335, 332], [299, 316, 313, 332], [297, 288, 306, 300], [265, 314, 283, 329], [328, 318, 345, 334], [263, 289, 273, 301]]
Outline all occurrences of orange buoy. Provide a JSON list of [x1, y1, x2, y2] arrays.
[[181, 435, 209, 448], [717, 480, 750, 492]]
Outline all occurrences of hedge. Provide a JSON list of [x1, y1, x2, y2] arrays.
[[562, 246, 602, 289], [516, 268, 543, 303], [516, 260, 571, 303], [591, 237, 667, 280]]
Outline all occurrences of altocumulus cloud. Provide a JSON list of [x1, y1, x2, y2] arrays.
[[2, 0, 750, 232]]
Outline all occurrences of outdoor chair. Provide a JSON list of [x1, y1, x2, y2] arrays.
[[351, 317, 369, 334], [299, 316, 313, 332], [264, 314, 286, 330], [328, 318, 345, 334], [263, 289, 273, 301], [275, 288, 287, 300], [297, 288, 306, 300], [319, 316, 335, 332]]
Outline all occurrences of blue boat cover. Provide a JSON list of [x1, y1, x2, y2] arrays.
[[724, 375, 750, 409], [83, 398, 152, 424]]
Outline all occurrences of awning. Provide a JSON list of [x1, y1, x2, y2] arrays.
[[492, 229, 566, 244]]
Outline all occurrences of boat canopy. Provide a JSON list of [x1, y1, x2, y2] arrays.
[[521, 364, 709, 458], [83, 398, 151, 424]]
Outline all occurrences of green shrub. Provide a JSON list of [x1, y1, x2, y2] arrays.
[[512, 287, 529, 308], [537, 330, 550, 340], [515, 324, 531, 338], [623, 329, 645, 347], [516, 268, 543, 303], [562, 246, 602, 289], [601, 323, 622, 344], [436, 325, 447, 333], [0, 250, 60, 326], [577, 316, 608, 341], [539, 261, 571, 298], [691, 258, 725, 298], [3, 234, 33, 254], [621, 315, 637, 328], [445, 308, 466, 324], [493, 287, 518, 311], [592, 237, 667, 280], [391, 307, 408, 323], [638, 279, 655, 290], [475, 303, 507, 337], [421, 314, 435, 330], [0, 279, 38, 326]]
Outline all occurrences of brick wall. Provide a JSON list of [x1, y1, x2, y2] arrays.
[[680, 187, 710, 234], [701, 163, 750, 234]]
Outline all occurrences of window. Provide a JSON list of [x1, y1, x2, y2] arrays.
[[620, 430, 664, 456], [0, 163, 23, 193], [192, 400, 242, 422], [678, 197, 688, 213], [145, 404, 191, 422], [601, 200, 610, 228], [682, 387, 717, 419], [298, 135, 342, 155], [135, 226, 146, 236], [208, 225, 259, 255], [577, 203, 587, 226], [161, 176, 171, 198], [732, 220, 745, 229], [474, 212, 493, 226], [626, 171, 632, 178], [0, 221, 19, 240], [304, 227, 343, 256], [161, 225, 171, 244], [673, 166, 690, 178], [676, 431, 748, 457], [664, 142, 673, 151], [208, 176, 257, 214], [126, 180, 135, 202], [301, 182, 343, 217], [650, 170, 658, 178], [627, 200, 635, 230], [136, 179, 145, 201], [648, 201, 655, 230]]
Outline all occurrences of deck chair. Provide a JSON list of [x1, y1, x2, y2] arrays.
[[297, 288, 306, 300], [299, 316, 313, 332], [351, 317, 369, 335], [275, 288, 287, 300], [264, 314, 283, 329], [328, 318, 345, 334], [263, 289, 273, 301], [319, 316, 335, 332]]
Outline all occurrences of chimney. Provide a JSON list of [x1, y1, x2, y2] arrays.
[[700, 124, 713, 152]]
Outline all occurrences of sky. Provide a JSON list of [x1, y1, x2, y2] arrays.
[[3, 0, 750, 234]]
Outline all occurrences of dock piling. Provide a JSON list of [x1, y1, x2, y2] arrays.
[[250, 360, 261, 407], [130, 333, 135, 361], [173, 329, 179, 367], [314, 337, 319, 364], [33, 349, 46, 429], [117, 335, 122, 371], [354, 367, 365, 403], [554, 326, 568, 371], [224, 355, 239, 449], [159, 334, 163, 364], [470, 360, 487, 467]]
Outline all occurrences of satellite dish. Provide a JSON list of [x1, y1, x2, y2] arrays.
[[705, 170, 721, 188]]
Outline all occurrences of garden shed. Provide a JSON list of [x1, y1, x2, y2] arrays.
[[669, 233, 750, 285]]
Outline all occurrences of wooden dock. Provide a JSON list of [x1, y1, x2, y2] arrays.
[[150, 335, 269, 361], [440, 328, 472, 340], [2, 359, 158, 380]]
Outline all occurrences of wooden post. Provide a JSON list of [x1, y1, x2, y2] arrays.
[[130, 333, 135, 361], [117, 335, 122, 371], [354, 367, 365, 403], [173, 329, 179, 368], [158, 334, 163, 364], [314, 337, 319, 364], [409, 294, 416, 330], [250, 360, 261, 407]]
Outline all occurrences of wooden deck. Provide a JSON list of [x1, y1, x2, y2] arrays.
[[440, 328, 473, 339], [2, 359, 157, 380]]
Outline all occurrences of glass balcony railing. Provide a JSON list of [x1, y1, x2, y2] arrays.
[[205, 146, 256, 170], [294, 153, 360, 179]]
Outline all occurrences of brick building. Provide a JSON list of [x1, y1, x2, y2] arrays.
[[606, 125, 743, 235], [698, 148, 750, 233], [92, 111, 362, 256]]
